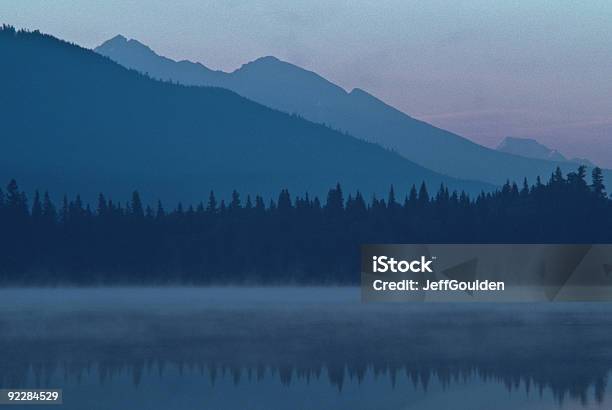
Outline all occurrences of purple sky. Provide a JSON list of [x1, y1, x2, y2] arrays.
[[3, 0, 611, 166]]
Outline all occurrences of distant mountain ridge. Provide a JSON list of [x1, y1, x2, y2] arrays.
[[497, 137, 567, 162], [0, 27, 489, 205], [95, 35, 611, 186], [497, 137, 596, 166]]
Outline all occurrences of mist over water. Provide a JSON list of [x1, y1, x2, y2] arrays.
[[1, 288, 612, 409]]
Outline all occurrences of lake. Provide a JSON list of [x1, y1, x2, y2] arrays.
[[1, 287, 611, 409]]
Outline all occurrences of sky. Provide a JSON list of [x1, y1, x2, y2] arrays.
[[2, 0, 611, 166]]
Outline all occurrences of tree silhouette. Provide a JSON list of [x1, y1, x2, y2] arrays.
[[0, 167, 610, 284], [591, 167, 606, 199]]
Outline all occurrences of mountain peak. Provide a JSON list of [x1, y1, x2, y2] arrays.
[[349, 87, 378, 100], [236, 55, 287, 72], [97, 34, 128, 49], [233, 55, 349, 98], [95, 35, 156, 57], [253, 55, 280, 64], [108, 34, 127, 44]]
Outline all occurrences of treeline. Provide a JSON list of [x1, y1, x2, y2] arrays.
[[0, 166, 610, 284]]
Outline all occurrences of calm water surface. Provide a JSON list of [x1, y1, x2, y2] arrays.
[[1, 287, 611, 409]]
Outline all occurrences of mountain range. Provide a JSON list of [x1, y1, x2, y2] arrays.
[[96, 35, 611, 187], [0, 27, 488, 205]]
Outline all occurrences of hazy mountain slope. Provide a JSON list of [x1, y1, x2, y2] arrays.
[[0, 27, 489, 205], [497, 137, 567, 161], [497, 137, 596, 166], [96, 35, 611, 186]]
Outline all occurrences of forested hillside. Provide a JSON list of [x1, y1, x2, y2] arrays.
[[0, 26, 488, 205]]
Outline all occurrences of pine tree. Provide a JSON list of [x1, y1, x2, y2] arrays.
[[229, 190, 241, 210], [97, 193, 108, 216], [42, 192, 56, 224], [387, 185, 397, 210], [418, 182, 429, 206], [277, 189, 292, 212], [31, 190, 42, 220], [255, 195, 265, 212], [206, 191, 217, 213], [156, 200, 165, 219], [6, 179, 27, 216], [520, 178, 529, 197], [407, 185, 418, 209], [550, 166, 565, 186], [325, 183, 344, 214], [353, 191, 367, 214], [60, 195, 69, 226], [591, 167, 606, 199], [130, 191, 144, 218]]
